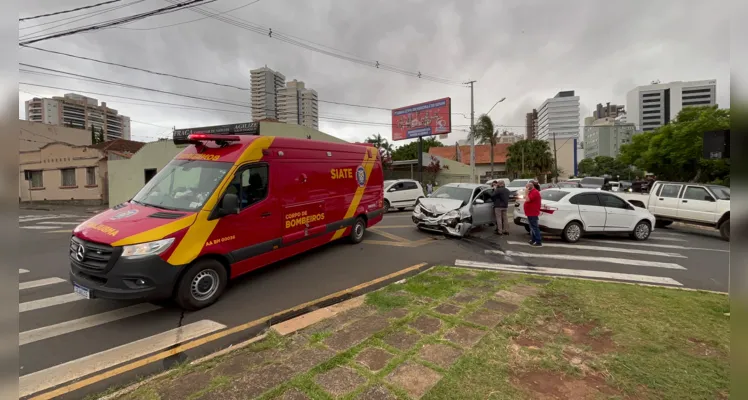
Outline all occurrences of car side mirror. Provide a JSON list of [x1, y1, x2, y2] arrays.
[[474, 198, 485, 205], [220, 193, 240, 215]]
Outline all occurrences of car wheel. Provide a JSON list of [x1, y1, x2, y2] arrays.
[[655, 219, 672, 228], [383, 199, 390, 213], [348, 216, 367, 244], [719, 220, 730, 241], [562, 221, 583, 243], [630, 220, 651, 241], [174, 259, 228, 311]]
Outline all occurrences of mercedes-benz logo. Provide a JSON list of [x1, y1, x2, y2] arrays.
[[75, 244, 86, 262]]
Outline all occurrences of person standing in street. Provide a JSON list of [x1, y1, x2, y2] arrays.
[[426, 182, 433, 196], [524, 181, 542, 246], [491, 180, 511, 235]]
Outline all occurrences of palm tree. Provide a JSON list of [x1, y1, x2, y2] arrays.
[[366, 133, 393, 160], [468, 114, 499, 175]]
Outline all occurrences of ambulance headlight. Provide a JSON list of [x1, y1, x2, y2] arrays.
[[121, 238, 175, 258]]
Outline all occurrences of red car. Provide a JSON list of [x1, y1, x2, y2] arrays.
[[69, 127, 385, 310]]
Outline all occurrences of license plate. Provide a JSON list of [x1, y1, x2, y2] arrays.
[[73, 284, 91, 299], [520, 218, 528, 224]]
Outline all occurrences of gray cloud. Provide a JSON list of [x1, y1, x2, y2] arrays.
[[18, 0, 731, 144]]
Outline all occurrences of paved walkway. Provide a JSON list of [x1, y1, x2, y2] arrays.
[[108, 271, 544, 400]]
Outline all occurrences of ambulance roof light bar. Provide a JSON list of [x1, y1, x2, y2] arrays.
[[187, 133, 241, 143]]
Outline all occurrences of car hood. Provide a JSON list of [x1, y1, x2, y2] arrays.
[[73, 202, 197, 246], [418, 198, 465, 214]]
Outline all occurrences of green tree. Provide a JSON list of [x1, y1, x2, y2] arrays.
[[617, 106, 730, 183], [505, 139, 554, 182], [390, 136, 443, 161], [577, 158, 598, 176], [468, 114, 499, 174], [365, 133, 394, 168]]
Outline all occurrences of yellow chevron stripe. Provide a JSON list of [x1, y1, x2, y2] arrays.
[[331, 148, 377, 241]]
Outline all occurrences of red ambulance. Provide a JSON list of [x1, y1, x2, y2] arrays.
[[69, 125, 385, 310]]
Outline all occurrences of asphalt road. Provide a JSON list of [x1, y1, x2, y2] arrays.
[[17, 207, 729, 399]]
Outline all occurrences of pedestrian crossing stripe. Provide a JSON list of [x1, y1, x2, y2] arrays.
[[505, 241, 687, 258], [485, 250, 687, 270]]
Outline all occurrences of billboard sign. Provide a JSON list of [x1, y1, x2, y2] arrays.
[[173, 122, 259, 144], [392, 97, 451, 141]]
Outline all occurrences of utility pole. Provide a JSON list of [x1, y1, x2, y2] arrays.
[[552, 131, 559, 183], [521, 145, 525, 175], [467, 80, 476, 183]]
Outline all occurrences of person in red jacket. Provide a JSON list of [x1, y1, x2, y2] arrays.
[[523, 181, 542, 246]]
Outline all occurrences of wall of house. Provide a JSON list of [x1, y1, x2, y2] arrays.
[[20, 119, 92, 152], [19, 142, 104, 204], [107, 140, 185, 207]]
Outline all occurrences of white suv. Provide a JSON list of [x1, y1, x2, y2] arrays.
[[384, 179, 425, 211]]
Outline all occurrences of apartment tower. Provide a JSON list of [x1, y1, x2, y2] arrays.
[[24, 93, 131, 140], [250, 67, 286, 121], [626, 79, 716, 132], [277, 80, 319, 130]]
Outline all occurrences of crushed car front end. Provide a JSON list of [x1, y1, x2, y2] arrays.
[[412, 199, 471, 237]]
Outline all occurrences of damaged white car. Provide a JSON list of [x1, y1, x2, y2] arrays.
[[411, 183, 495, 237]]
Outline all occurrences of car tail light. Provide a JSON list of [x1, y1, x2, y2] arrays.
[[540, 205, 557, 214]]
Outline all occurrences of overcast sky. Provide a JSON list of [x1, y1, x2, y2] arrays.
[[18, 0, 731, 145]]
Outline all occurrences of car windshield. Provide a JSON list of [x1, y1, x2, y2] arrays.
[[540, 190, 569, 202], [708, 185, 730, 200], [383, 180, 396, 188], [131, 159, 231, 212], [508, 179, 530, 188], [430, 186, 473, 203]]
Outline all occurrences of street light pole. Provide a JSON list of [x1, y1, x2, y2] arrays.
[[467, 80, 476, 183]]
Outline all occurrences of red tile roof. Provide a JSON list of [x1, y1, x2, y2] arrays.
[[429, 143, 509, 165]]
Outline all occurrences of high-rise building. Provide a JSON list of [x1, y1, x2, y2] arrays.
[[626, 79, 716, 132], [525, 109, 538, 139], [277, 80, 319, 130], [250, 67, 286, 121], [497, 131, 521, 144], [593, 102, 625, 119], [537, 91, 580, 141], [24, 93, 131, 140], [583, 118, 636, 159]]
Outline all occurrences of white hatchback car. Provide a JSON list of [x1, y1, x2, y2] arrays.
[[384, 179, 425, 211], [513, 188, 656, 243]]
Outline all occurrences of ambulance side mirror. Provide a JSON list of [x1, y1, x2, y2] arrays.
[[219, 193, 240, 216]]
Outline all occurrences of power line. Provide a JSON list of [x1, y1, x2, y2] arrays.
[[154, 0, 466, 86], [118, 0, 262, 31], [19, 0, 212, 45], [20, 0, 123, 21], [20, 0, 147, 37], [19, 61, 393, 110]]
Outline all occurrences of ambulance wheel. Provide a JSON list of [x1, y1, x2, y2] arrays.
[[349, 217, 367, 244], [174, 259, 228, 311]]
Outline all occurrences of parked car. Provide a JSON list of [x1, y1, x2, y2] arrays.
[[580, 176, 611, 190], [506, 178, 535, 201], [383, 179, 425, 211], [539, 183, 557, 190], [513, 188, 656, 243], [618, 181, 730, 241], [557, 180, 583, 188], [412, 183, 492, 237]]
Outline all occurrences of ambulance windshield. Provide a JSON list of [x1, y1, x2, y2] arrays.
[[131, 159, 231, 212]]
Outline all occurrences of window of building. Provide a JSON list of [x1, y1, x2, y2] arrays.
[[86, 167, 96, 186], [29, 171, 43, 188], [643, 115, 661, 120], [61, 168, 76, 187]]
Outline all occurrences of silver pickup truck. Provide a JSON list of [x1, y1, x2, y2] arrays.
[[618, 181, 730, 241]]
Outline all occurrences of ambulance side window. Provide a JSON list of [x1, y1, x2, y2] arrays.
[[236, 164, 269, 209]]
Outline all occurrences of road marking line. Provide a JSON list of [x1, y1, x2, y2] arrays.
[[369, 228, 411, 243], [44, 229, 73, 234], [38, 221, 81, 225], [27, 263, 429, 400], [21, 226, 62, 230], [590, 240, 730, 253], [19, 269, 29, 274], [374, 225, 415, 229], [649, 236, 687, 242], [485, 250, 687, 270], [454, 260, 683, 286], [20, 278, 66, 290], [19, 320, 226, 398], [20, 303, 161, 346], [18, 215, 79, 223], [20, 293, 84, 313], [505, 241, 686, 258]]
